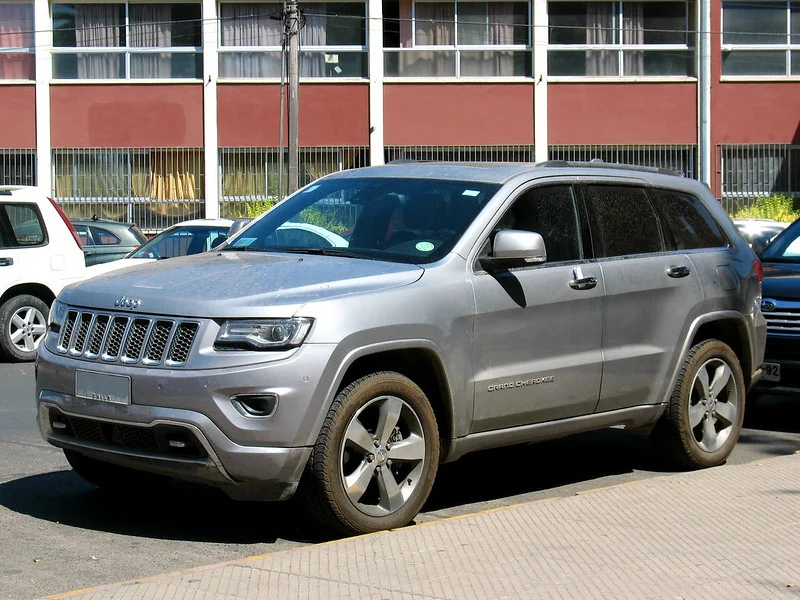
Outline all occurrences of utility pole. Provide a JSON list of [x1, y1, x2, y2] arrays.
[[286, 0, 300, 194]]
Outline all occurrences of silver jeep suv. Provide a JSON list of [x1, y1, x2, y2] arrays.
[[36, 162, 766, 535]]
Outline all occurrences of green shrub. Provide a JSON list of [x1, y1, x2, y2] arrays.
[[731, 194, 800, 222]]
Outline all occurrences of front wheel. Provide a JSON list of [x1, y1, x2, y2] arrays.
[[0, 294, 49, 362], [300, 372, 439, 535], [651, 340, 745, 469]]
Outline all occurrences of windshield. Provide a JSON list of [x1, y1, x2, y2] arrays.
[[759, 219, 800, 263], [225, 177, 500, 264], [129, 225, 230, 259]]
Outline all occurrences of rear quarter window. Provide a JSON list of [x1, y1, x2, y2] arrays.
[[0, 203, 46, 247], [650, 188, 728, 250]]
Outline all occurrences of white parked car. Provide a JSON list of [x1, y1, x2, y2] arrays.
[[83, 218, 235, 278], [0, 187, 86, 361]]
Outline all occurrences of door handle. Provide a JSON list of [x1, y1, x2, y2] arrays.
[[570, 266, 598, 290], [666, 265, 691, 278], [569, 276, 597, 290], [0, 257, 13, 267]]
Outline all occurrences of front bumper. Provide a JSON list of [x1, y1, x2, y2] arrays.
[[35, 342, 339, 500]]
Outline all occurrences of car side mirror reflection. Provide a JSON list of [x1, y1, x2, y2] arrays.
[[481, 230, 547, 270]]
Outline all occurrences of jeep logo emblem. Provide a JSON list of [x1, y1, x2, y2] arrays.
[[761, 299, 776, 312], [114, 296, 142, 310]]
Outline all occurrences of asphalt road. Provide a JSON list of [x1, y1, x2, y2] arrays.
[[2, 362, 799, 600]]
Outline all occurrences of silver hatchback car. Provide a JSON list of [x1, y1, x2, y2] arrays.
[[36, 162, 766, 535]]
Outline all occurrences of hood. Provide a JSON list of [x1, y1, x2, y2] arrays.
[[761, 261, 800, 301], [59, 251, 424, 318], [84, 257, 155, 278]]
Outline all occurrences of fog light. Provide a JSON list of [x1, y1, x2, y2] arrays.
[[231, 394, 279, 417]]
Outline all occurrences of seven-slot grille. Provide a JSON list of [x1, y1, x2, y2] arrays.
[[763, 300, 800, 335], [56, 309, 199, 366]]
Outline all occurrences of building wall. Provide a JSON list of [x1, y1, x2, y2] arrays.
[[549, 83, 697, 145], [217, 84, 369, 147], [0, 86, 36, 149], [384, 84, 534, 146], [50, 85, 204, 148]]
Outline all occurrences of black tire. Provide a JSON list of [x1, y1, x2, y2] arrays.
[[652, 340, 745, 470], [299, 372, 439, 535], [0, 295, 49, 362], [64, 449, 170, 492]]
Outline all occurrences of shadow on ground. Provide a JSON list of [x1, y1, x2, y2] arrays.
[[0, 471, 330, 545], [1, 395, 797, 542]]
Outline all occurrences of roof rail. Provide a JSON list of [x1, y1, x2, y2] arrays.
[[536, 160, 683, 177]]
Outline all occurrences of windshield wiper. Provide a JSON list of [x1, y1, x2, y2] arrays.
[[278, 247, 365, 258]]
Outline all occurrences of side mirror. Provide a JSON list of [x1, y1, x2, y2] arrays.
[[481, 230, 547, 270]]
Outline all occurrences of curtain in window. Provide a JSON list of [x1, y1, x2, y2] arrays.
[[622, 2, 644, 75], [75, 4, 122, 78], [0, 3, 34, 79], [415, 3, 454, 45], [220, 3, 283, 77], [144, 151, 201, 203], [300, 4, 328, 76], [130, 4, 171, 78], [585, 3, 616, 75]]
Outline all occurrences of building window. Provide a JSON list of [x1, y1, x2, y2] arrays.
[[548, 1, 696, 77], [218, 2, 367, 78], [384, 1, 531, 77], [0, 3, 35, 80], [52, 3, 202, 79], [722, 1, 800, 76]]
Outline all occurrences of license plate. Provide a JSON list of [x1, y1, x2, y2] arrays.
[[762, 362, 781, 382], [76, 370, 131, 405]]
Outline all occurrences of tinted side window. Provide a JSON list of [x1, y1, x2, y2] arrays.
[[496, 185, 583, 263], [585, 185, 663, 257], [650, 188, 728, 250], [90, 226, 121, 245], [0, 204, 46, 247]]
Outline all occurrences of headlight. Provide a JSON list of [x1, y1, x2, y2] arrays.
[[48, 299, 67, 331], [215, 318, 313, 350]]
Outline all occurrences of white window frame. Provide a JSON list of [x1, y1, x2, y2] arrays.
[[50, 1, 203, 82], [387, 0, 532, 79], [721, 0, 800, 80], [0, 1, 36, 82], [547, 0, 696, 81], [216, 0, 369, 81]]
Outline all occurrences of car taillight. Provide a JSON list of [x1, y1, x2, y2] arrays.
[[753, 259, 763, 283], [48, 197, 83, 249]]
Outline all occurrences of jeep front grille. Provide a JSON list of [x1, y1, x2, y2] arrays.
[[763, 300, 800, 335], [56, 310, 200, 367]]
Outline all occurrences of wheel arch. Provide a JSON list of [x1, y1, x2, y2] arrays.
[[333, 347, 455, 460], [690, 316, 753, 390], [0, 283, 57, 307]]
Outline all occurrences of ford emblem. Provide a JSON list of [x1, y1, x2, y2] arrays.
[[114, 296, 142, 310], [761, 299, 776, 312]]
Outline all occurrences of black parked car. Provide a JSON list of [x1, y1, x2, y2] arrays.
[[753, 217, 800, 399], [71, 217, 147, 266]]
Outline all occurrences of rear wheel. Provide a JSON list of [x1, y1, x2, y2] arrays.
[[64, 449, 170, 492], [652, 340, 745, 469], [0, 295, 49, 362], [300, 372, 439, 535]]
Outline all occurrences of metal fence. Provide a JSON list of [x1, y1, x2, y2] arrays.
[[218, 146, 370, 219], [0, 150, 36, 187], [549, 144, 698, 178], [385, 145, 537, 163], [715, 144, 800, 213], [52, 148, 205, 233]]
